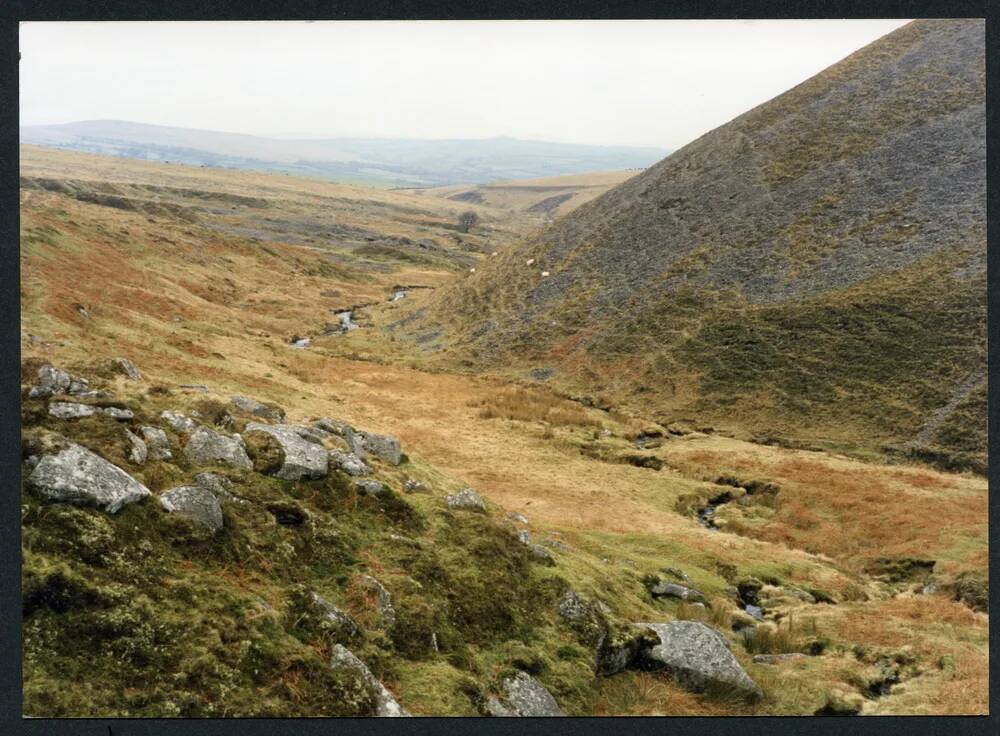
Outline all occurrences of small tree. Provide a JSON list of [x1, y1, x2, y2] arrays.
[[457, 210, 480, 233]]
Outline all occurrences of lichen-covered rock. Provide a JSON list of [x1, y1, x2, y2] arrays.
[[159, 484, 224, 532], [506, 511, 530, 525], [48, 402, 97, 419], [27, 443, 151, 513], [125, 428, 147, 465], [315, 417, 352, 436], [637, 621, 762, 701], [446, 488, 487, 513], [48, 402, 134, 421], [111, 357, 142, 381], [484, 672, 563, 717], [330, 451, 369, 476], [355, 479, 389, 497], [328, 645, 410, 717], [359, 575, 396, 627], [291, 425, 329, 445], [648, 580, 706, 603], [102, 407, 134, 421], [305, 591, 362, 640], [244, 423, 329, 480], [140, 426, 173, 460], [229, 394, 286, 423], [183, 426, 252, 470], [161, 410, 197, 434], [345, 427, 402, 465], [33, 364, 71, 396], [193, 472, 246, 505], [28, 364, 93, 398]]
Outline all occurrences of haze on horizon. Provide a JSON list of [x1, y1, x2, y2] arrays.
[[20, 19, 909, 150]]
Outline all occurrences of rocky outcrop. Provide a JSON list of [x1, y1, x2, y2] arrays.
[[161, 410, 197, 434], [290, 425, 328, 445], [346, 428, 402, 465], [28, 364, 92, 398], [328, 645, 410, 717], [230, 395, 286, 423], [27, 442, 151, 513], [637, 621, 762, 701], [647, 579, 706, 603], [243, 423, 329, 480], [183, 426, 252, 470], [308, 591, 362, 640], [330, 451, 369, 476], [111, 357, 143, 381], [315, 417, 351, 436], [140, 426, 173, 460], [125, 428, 147, 464], [484, 672, 563, 717], [446, 488, 487, 513], [159, 485, 224, 532], [359, 575, 396, 627], [29, 365, 71, 397], [193, 472, 246, 505], [48, 402, 133, 421]]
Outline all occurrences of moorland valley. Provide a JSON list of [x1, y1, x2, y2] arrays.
[[19, 19, 987, 717]]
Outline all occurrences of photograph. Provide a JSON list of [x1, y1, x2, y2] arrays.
[[16, 15, 988, 718]]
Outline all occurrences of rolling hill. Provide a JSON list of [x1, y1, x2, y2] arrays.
[[19, 120, 667, 187], [414, 19, 987, 470]]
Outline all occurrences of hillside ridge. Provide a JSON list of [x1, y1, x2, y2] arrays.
[[416, 18, 986, 469]]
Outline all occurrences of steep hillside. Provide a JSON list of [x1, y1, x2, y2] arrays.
[[418, 19, 986, 470], [410, 170, 642, 220]]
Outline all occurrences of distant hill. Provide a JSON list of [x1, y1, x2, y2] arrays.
[[19, 120, 667, 188], [421, 19, 986, 470], [410, 170, 642, 219]]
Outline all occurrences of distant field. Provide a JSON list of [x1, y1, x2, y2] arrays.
[[410, 170, 641, 219]]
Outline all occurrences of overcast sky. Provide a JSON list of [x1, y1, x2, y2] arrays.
[[20, 19, 910, 149]]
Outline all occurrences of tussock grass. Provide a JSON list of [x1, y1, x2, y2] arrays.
[[469, 386, 602, 428]]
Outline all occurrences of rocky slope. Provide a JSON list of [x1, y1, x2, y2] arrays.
[[20, 357, 765, 716], [420, 19, 986, 470]]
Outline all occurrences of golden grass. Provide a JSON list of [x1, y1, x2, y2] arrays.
[[663, 440, 987, 572]]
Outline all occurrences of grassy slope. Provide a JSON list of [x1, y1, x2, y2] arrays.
[[20, 147, 988, 716], [411, 20, 987, 470]]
